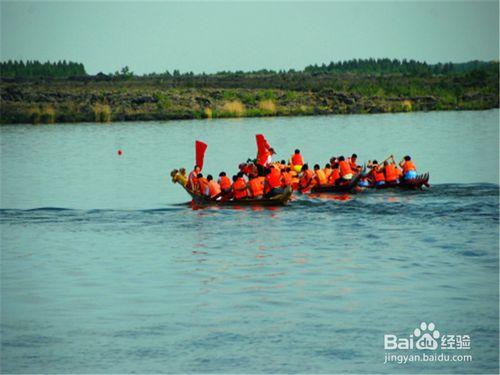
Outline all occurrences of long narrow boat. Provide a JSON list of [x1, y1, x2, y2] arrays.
[[178, 183, 293, 206], [308, 169, 364, 194], [374, 172, 430, 190]]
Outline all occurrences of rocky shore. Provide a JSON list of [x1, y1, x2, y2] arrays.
[[1, 79, 498, 124]]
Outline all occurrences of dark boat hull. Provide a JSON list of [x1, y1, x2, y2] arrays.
[[309, 170, 363, 193], [180, 184, 293, 206], [374, 173, 430, 190]]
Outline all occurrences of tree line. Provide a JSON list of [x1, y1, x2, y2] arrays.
[[1, 58, 498, 79], [305, 58, 456, 75], [156, 59, 497, 78], [0, 60, 86, 78]]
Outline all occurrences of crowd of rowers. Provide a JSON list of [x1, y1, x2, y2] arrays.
[[171, 149, 418, 200]]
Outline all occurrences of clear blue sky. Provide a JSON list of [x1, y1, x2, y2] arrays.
[[1, 1, 498, 75]]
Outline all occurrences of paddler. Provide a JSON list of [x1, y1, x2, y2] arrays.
[[328, 162, 341, 185], [383, 160, 399, 184], [323, 163, 332, 180], [233, 172, 249, 200], [279, 160, 287, 171], [226, 175, 238, 199], [313, 164, 327, 186], [368, 161, 385, 187], [196, 173, 209, 195], [265, 166, 284, 197], [187, 165, 201, 190], [348, 153, 362, 172], [338, 156, 354, 182], [249, 172, 266, 198], [299, 164, 314, 191], [281, 167, 292, 187], [399, 155, 417, 180], [206, 175, 221, 198], [290, 149, 304, 173], [218, 172, 232, 194], [240, 162, 256, 180]]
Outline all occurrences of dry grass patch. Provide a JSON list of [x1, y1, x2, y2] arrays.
[[203, 107, 213, 118], [92, 103, 112, 122], [402, 100, 413, 112], [220, 100, 245, 117], [258, 99, 277, 115]]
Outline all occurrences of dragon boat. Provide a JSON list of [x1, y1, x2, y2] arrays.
[[308, 169, 364, 194], [372, 172, 430, 190], [171, 171, 293, 206]]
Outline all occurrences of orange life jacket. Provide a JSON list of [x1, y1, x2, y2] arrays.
[[384, 164, 399, 182], [323, 167, 332, 179], [266, 170, 282, 189], [339, 161, 353, 177], [372, 168, 385, 182], [233, 178, 248, 199], [249, 176, 265, 197], [299, 169, 314, 188], [315, 169, 327, 185], [403, 160, 416, 174], [291, 154, 304, 166], [187, 170, 198, 190], [328, 169, 340, 184], [281, 171, 292, 187], [208, 180, 221, 197], [348, 158, 358, 170], [219, 176, 232, 191], [198, 177, 209, 195]]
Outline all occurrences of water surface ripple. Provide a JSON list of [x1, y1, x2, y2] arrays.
[[1, 111, 499, 373]]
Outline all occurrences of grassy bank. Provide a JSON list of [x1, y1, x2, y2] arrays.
[[1, 61, 498, 124]]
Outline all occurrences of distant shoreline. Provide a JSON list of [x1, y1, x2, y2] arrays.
[[2, 108, 500, 127], [1, 71, 498, 125], [1, 104, 499, 126]]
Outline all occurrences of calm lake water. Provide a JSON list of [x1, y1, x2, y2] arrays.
[[1, 110, 499, 373]]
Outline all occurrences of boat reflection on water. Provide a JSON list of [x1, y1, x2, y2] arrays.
[[386, 196, 399, 203], [188, 191, 428, 210], [308, 193, 352, 201], [190, 199, 282, 213]]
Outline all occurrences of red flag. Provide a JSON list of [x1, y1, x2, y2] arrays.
[[195, 140, 207, 171], [255, 134, 271, 166]]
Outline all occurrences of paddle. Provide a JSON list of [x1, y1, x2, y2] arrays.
[[380, 154, 395, 165], [367, 154, 395, 170]]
